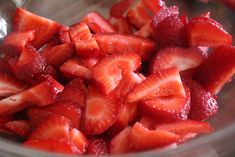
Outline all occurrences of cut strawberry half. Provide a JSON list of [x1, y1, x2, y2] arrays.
[[0, 73, 27, 97], [39, 40, 58, 53], [14, 8, 60, 48], [69, 22, 91, 42], [109, 0, 134, 18], [93, 52, 141, 94], [75, 38, 100, 58], [5, 120, 31, 137], [59, 58, 92, 80], [24, 139, 80, 154], [139, 84, 190, 121], [42, 43, 74, 68], [29, 115, 70, 140], [108, 16, 133, 34], [82, 86, 120, 135], [129, 122, 178, 150], [69, 128, 88, 154], [139, 116, 158, 129], [78, 57, 100, 70], [86, 137, 110, 155], [186, 17, 232, 47], [150, 47, 206, 74], [94, 34, 156, 61], [141, 0, 166, 14], [126, 68, 186, 103], [134, 21, 155, 38], [83, 11, 116, 34], [56, 26, 71, 44], [193, 45, 235, 94]]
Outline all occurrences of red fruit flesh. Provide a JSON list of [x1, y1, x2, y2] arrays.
[[5, 120, 31, 137], [69, 128, 88, 154], [69, 22, 91, 42], [141, 0, 166, 14], [134, 21, 155, 38], [86, 137, 110, 155], [56, 26, 71, 44], [109, 0, 134, 18], [14, 8, 60, 48], [108, 17, 133, 34]]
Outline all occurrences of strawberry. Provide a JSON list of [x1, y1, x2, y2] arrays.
[[29, 115, 70, 140], [0, 76, 64, 114], [186, 17, 232, 47], [86, 137, 110, 155], [109, 0, 134, 18], [126, 68, 186, 103], [60, 58, 92, 80], [184, 79, 218, 121], [2, 30, 35, 58], [14, 8, 60, 49], [24, 139, 81, 154], [134, 21, 155, 38], [108, 16, 133, 34], [69, 22, 91, 42], [141, 0, 166, 14], [42, 43, 74, 68], [180, 14, 189, 26], [0, 73, 27, 97], [150, 47, 206, 74], [83, 11, 116, 34], [93, 52, 141, 94], [78, 57, 100, 70], [94, 34, 156, 61], [129, 122, 178, 150], [139, 116, 157, 129], [139, 84, 191, 121], [27, 108, 51, 127], [110, 127, 133, 154], [5, 120, 31, 137], [0, 59, 12, 74], [56, 26, 71, 44], [69, 128, 88, 154], [193, 45, 235, 94], [82, 86, 120, 135]]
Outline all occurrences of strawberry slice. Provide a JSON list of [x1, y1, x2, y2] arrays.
[[186, 17, 232, 47], [39, 40, 58, 53], [69, 22, 91, 41], [2, 30, 35, 58], [94, 34, 156, 61], [24, 139, 80, 154], [27, 108, 51, 127], [108, 17, 133, 34], [83, 11, 116, 34], [150, 47, 206, 73], [93, 52, 141, 94], [5, 120, 31, 137], [134, 21, 155, 38], [86, 137, 110, 155], [56, 26, 71, 44], [69, 128, 88, 154], [139, 116, 157, 129], [0, 76, 64, 114], [78, 57, 100, 70], [141, 0, 166, 14], [139, 85, 191, 121], [82, 86, 120, 135], [129, 122, 178, 150], [29, 115, 70, 140], [14, 8, 60, 49], [110, 127, 133, 154], [42, 43, 74, 68], [60, 58, 92, 80], [193, 45, 235, 94], [0, 73, 27, 97], [109, 0, 134, 18], [184, 79, 218, 121], [126, 68, 186, 103]]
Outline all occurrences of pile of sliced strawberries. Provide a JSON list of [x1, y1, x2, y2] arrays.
[[0, 0, 234, 155]]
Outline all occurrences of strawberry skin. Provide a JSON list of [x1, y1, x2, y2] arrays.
[[14, 8, 60, 49], [186, 17, 232, 47], [86, 137, 110, 155], [5, 120, 31, 137], [193, 45, 235, 94]]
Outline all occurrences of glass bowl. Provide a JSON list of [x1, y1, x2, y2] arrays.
[[0, 0, 235, 156]]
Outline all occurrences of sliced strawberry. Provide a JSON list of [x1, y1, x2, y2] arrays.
[[29, 115, 70, 140], [69, 128, 88, 154], [150, 47, 206, 74], [0, 76, 64, 114], [108, 16, 132, 34], [69, 22, 91, 42], [180, 14, 189, 26], [94, 34, 156, 61], [82, 86, 120, 135], [109, 0, 134, 18], [60, 58, 92, 80], [186, 17, 232, 47], [110, 127, 133, 154], [24, 139, 80, 154], [83, 11, 116, 34], [0, 73, 27, 97], [193, 45, 235, 94], [86, 137, 110, 155], [42, 43, 74, 68], [139, 84, 190, 121], [134, 21, 155, 38], [141, 0, 166, 14], [5, 120, 31, 137], [126, 68, 186, 103], [184, 79, 218, 121], [57, 26, 71, 44], [127, 1, 151, 29], [129, 122, 178, 150], [27, 108, 51, 127], [75, 38, 100, 58], [39, 40, 58, 53], [2, 30, 35, 58], [14, 8, 60, 48], [139, 116, 157, 129], [78, 57, 100, 70], [93, 52, 141, 94], [0, 59, 12, 74]]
